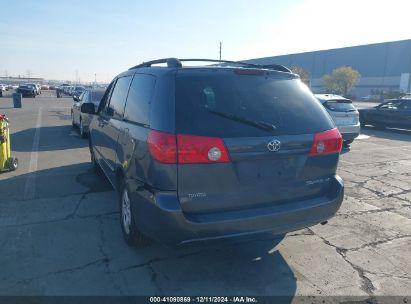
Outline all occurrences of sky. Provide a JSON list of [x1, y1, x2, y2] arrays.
[[1, 0, 410, 82]]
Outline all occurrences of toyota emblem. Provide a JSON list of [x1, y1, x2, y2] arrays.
[[267, 139, 281, 152]]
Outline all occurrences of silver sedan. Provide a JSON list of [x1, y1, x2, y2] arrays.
[[71, 89, 105, 138]]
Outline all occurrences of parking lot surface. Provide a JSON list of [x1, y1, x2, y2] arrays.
[[0, 92, 410, 300]]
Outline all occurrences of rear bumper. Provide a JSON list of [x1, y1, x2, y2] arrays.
[[129, 175, 344, 246], [338, 124, 360, 141]]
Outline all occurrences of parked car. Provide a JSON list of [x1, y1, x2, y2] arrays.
[[359, 99, 411, 130], [25, 83, 40, 95], [16, 84, 36, 97], [0, 84, 7, 91], [72, 86, 86, 99], [71, 89, 105, 137], [315, 94, 360, 145], [401, 93, 411, 99], [83, 58, 344, 247], [41, 84, 49, 90]]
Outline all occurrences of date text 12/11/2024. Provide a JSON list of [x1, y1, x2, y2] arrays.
[[149, 297, 258, 303]]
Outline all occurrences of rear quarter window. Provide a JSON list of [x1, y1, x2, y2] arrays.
[[123, 74, 156, 126], [175, 72, 334, 137]]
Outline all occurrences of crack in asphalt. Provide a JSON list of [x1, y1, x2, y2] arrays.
[[14, 257, 111, 286], [96, 216, 124, 295], [307, 228, 376, 296]]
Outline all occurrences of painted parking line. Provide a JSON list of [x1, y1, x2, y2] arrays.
[[24, 107, 42, 200], [357, 134, 370, 140]]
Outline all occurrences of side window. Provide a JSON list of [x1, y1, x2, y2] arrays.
[[399, 101, 411, 110], [380, 101, 400, 110], [123, 74, 156, 126], [106, 76, 133, 119], [78, 92, 85, 102], [81, 92, 89, 103], [98, 81, 116, 113]]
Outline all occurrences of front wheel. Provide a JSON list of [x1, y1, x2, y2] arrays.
[[119, 182, 148, 247]]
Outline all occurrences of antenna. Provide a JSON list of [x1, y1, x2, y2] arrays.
[[219, 42, 222, 63]]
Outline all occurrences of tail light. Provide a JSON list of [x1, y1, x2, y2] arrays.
[[147, 131, 230, 164], [309, 128, 343, 156], [177, 134, 230, 164], [147, 130, 177, 164]]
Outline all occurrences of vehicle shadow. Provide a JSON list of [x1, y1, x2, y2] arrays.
[[132, 233, 296, 298], [47, 109, 72, 121], [0, 161, 297, 299], [361, 126, 411, 142], [0, 162, 113, 203], [11, 125, 88, 152]]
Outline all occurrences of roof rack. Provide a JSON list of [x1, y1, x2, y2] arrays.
[[129, 58, 291, 73]]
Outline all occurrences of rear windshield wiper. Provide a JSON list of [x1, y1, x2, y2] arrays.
[[207, 109, 277, 132]]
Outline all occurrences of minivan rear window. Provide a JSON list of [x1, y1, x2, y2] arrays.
[[324, 100, 356, 112], [175, 72, 334, 137]]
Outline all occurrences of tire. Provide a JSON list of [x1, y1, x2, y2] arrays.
[[344, 139, 354, 146], [71, 112, 76, 127], [119, 181, 148, 247], [6, 158, 18, 171], [79, 118, 87, 138]]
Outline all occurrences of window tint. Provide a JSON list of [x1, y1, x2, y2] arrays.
[[98, 81, 115, 112], [175, 73, 334, 137], [107, 76, 133, 118], [90, 90, 105, 103], [81, 91, 88, 102], [399, 101, 411, 110], [324, 100, 356, 112], [123, 74, 156, 125], [380, 101, 402, 110]]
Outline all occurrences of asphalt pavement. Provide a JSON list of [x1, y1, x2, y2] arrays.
[[0, 91, 410, 301]]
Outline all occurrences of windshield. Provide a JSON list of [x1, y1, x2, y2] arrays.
[[175, 72, 334, 137]]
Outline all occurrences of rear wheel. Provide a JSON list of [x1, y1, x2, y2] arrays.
[[79, 118, 86, 138], [71, 112, 76, 127], [119, 182, 148, 247], [344, 139, 354, 147]]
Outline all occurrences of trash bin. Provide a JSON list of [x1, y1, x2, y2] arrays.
[[0, 113, 18, 172], [0, 90, 3, 97], [12, 93, 22, 108]]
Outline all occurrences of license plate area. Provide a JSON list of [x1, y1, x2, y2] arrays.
[[335, 117, 356, 126]]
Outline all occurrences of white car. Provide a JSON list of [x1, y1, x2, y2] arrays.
[[0, 84, 7, 91], [315, 94, 360, 145]]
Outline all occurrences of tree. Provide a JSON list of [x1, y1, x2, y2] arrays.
[[322, 66, 360, 95], [290, 66, 310, 86]]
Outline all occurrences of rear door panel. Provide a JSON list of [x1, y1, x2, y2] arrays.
[[178, 134, 337, 214]]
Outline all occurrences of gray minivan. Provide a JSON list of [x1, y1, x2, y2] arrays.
[[83, 58, 344, 246]]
